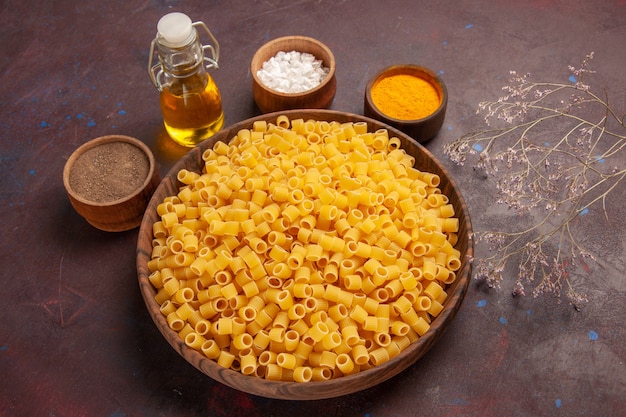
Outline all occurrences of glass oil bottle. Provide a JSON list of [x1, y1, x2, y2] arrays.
[[149, 12, 224, 147]]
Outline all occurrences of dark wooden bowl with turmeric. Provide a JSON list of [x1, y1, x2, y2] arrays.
[[364, 65, 448, 143]]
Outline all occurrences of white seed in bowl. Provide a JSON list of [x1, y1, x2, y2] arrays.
[[257, 50, 329, 94]]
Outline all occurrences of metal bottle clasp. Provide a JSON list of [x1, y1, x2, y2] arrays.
[[148, 21, 220, 91]]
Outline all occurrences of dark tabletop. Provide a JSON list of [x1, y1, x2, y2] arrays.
[[1, 1, 625, 416]]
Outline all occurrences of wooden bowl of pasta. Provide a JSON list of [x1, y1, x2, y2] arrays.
[[137, 110, 472, 400], [251, 36, 336, 113]]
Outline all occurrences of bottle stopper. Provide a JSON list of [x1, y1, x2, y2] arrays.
[[157, 12, 194, 47]]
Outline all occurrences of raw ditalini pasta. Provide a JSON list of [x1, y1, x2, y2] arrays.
[[147, 116, 461, 381]]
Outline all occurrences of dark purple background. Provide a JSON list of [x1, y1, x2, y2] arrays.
[[1, 0, 625, 416]]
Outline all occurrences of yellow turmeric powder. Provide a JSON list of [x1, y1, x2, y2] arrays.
[[371, 74, 440, 120]]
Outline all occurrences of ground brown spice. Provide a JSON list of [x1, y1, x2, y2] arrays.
[[69, 142, 149, 203]]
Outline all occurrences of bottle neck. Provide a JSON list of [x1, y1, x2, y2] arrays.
[[157, 32, 205, 77]]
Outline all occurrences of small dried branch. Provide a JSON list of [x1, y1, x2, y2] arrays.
[[444, 53, 625, 307]]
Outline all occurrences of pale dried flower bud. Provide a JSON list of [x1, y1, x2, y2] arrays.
[[443, 52, 624, 308]]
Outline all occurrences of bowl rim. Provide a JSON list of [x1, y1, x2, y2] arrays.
[[137, 109, 473, 400], [365, 64, 448, 123], [63, 134, 157, 207], [250, 35, 336, 97]]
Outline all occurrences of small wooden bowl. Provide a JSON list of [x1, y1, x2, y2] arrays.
[[364, 65, 448, 143], [251, 36, 336, 113], [63, 135, 160, 232], [137, 110, 472, 399]]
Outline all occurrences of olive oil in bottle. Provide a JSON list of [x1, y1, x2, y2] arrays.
[[149, 12, 224, 147]]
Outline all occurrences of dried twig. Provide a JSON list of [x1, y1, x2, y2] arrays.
[[444, 53, 625, 306]]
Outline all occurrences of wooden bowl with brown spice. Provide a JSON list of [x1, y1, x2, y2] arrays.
[[63, 135, 160, 232]]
